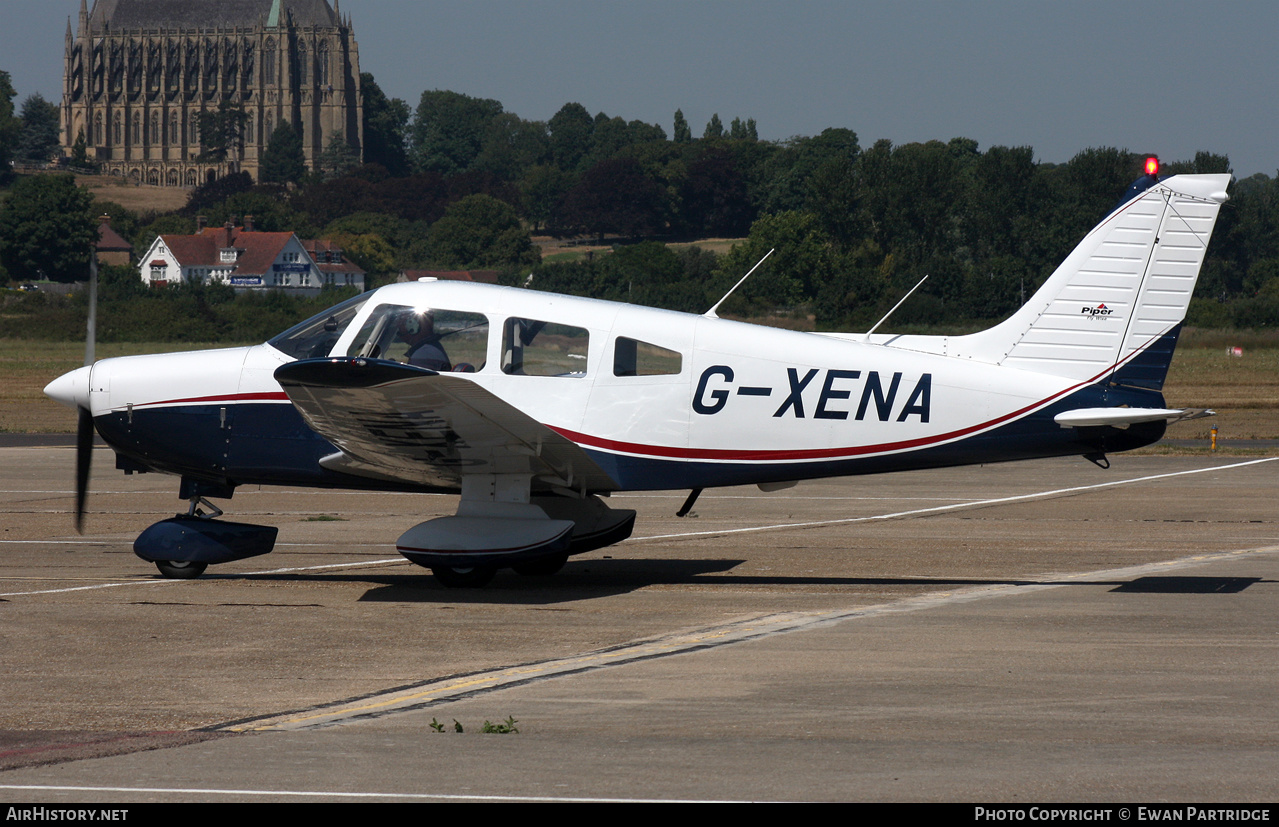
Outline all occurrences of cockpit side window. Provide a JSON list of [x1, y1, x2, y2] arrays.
[[347, 304, 488, 373], [613, 337, 682, 377], [501, 318, 589, 376], [267, 293, 371, 360]]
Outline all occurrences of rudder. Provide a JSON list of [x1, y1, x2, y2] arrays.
[[951, 173, 1231, 383]]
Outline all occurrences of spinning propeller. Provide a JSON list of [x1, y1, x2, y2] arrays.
[[74, 257, 98, 532]]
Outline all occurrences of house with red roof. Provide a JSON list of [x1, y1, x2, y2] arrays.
[[137, 217, 365, 294], [95, 215, 134, 268]]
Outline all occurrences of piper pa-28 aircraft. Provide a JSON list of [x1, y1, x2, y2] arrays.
[[46, 163, 1231, 587]]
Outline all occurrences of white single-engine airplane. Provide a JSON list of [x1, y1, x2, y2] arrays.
[[46, 164, 1231, 587]]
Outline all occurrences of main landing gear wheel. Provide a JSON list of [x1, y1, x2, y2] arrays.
[[431, 565, 497, 588], [513, 553, 568, 577], [155, 560, 208, 580]]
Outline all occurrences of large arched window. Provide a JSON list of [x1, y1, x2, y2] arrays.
[[317, 41, 329, 87], [297, 43, 308, 85], [150, 111, 160, 144], [170, 113, 180, 144], [263, 38, 276, 84]]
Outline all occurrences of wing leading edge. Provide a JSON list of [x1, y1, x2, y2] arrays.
[[274, 358, 618, 493]]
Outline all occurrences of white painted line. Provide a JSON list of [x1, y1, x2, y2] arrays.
[[226, 542, 1279, 732], [4, 457, 1273, 597], [615, 493, 989, 501], [630, 456, 1279, 542], [0, 783, 731, 803], [0, 558, 407, 597]]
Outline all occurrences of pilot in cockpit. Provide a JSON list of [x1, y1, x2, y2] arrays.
[[396, 310, 452, 371]]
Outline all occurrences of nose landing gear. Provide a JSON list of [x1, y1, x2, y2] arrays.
[[134, 495, 277, 579]]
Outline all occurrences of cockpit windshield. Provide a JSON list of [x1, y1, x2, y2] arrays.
[[267, 293, 372, 360], [346, 304, 489, 373]]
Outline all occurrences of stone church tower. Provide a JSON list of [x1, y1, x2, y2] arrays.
[[62, 0, 362, 186]]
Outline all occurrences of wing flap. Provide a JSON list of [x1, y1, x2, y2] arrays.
[[276, 358, 617, 491]]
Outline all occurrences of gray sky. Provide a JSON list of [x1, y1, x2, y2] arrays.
[[8, 0, 1276, 177]]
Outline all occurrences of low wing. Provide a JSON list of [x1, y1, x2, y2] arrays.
[[1054, 407, 1215, 429], [275, 358, 617, 492]]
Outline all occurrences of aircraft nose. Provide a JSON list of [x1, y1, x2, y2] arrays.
[[45, 365, 92, 410]]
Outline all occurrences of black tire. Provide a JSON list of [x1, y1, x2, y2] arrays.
[[155, 560, 208, 579], [431, 565, 497, 588], [512, 553, 568, 577]]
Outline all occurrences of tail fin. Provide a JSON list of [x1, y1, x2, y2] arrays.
[[951, 173, 1231, 384]]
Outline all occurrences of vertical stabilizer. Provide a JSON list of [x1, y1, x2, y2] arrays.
[[949, 173, 1231, 383]]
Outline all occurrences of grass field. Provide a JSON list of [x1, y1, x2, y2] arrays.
[[0, 341, 247, 433], [77, 174, 191, 215], [5, 338, 1275, 449]]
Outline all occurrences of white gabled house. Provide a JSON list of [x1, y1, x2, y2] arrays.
[[138, 217, 366, 295]]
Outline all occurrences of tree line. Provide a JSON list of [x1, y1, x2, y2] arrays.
[[2, 67, 1278, 336]]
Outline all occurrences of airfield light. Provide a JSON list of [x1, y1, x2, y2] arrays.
[[1145, 156, 1160, 177]]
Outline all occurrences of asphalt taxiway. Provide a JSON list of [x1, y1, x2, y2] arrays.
[[0, 447, 1276, 802]]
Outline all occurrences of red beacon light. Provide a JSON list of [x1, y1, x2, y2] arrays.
[[1144, 156, 1160, 177]]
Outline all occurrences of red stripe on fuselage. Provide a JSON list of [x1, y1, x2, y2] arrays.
[[550, 334, 1161, 463], [132, 391, 291, 409]]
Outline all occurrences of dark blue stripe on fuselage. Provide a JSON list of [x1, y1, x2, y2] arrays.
[[95, 402, 455, 493], [93, 378, 1166, 495], [582, 381, 1168, 490]]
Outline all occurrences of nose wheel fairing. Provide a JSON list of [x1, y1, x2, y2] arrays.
[[133, 516, 278, 568]]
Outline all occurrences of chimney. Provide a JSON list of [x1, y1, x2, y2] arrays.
[[196, 215, 206, 232], [244, 215, 254, 232], [98, 214, 111, 226], [224, 220, 234, 248]]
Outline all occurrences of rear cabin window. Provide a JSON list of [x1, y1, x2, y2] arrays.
[[347, 304, 488, 372], [613, 337, 683, 377], [502, 318, 589, 376]]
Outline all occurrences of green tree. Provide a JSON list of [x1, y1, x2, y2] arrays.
[[259, 120, 307, 184], [0, 71, 20, 182], [518, 163, 574, 232], [360, 72, 410, 176], [410, 90, 503, 176], [472, 113, 550, 180], [714, 211, 839, 312], [673, 109, 691, 144], [17, 93, 60, 165], [206, 190, 309, 235], [325, 230, 396, 276], [196, 101, 248, 165], [703, 114, 724, 140], [69, 128, 88, 167], [0, 174, 97, 282], [676, 146, 753, 238], [548, 102, 594, 171], [317, 131, 360, 180], [69, 129, 89, 167], [426, 194, 540, 270], [557, 157, 667, 240]]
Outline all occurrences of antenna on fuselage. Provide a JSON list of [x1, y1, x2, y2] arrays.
[[704, 248, 774, 319], [863, 274, 929, 339]]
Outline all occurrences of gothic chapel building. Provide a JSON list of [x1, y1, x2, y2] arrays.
[[62, 0, 362, 186]]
